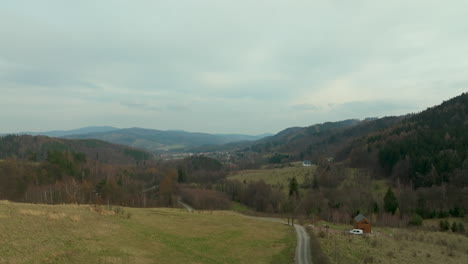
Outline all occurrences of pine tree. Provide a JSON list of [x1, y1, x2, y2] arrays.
[[383, 187, 398, 214], [289, 177, 299, 197]]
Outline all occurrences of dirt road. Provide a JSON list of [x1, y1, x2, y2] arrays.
[[177, 200, 312, 264]]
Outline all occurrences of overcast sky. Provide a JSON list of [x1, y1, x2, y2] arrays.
[[1, 0, 467, 134]]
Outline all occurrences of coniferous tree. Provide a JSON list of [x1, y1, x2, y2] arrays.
[[383, 187, 398, 214]]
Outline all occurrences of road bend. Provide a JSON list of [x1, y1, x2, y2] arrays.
[[177, 197, 194, 212], [177, 202, 312, 264], [235, 215, 312, 264]]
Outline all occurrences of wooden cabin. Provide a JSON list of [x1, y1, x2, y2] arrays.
[[353, 213, 371, 233]]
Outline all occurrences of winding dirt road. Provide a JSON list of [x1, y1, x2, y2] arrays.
[[177, 200, 312, 264]]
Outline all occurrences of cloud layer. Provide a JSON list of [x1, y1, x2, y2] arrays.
[[1, 0, 467, 134]]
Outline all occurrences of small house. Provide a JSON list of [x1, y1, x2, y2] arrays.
[[353, 213, 371, 233], [302, 160, 312, 167]]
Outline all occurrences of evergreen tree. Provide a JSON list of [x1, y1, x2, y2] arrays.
[[383, 187, 398, 214], [289, 177, 299, 197]]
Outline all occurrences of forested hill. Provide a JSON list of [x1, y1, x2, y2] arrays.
[[0, 134, 151, 164], [341, 92, 468, 188], [238, 117, 404, 163]]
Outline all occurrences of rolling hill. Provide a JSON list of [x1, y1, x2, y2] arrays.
[[0, 134, 151, 164], [3, 126, 119, 138], [63, 128, 271, 153], [223, 117, 405, 164]]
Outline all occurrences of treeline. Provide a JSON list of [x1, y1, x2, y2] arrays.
[[219, 180, 285, 213], [0, 134, 151, 164], [175, 155, 227, 183], [0, 146, 231, 209], [179, 187, 230, 210], [0, 150, 176, 206], [216, 161, 466, 227]]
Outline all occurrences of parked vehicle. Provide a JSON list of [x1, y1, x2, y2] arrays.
[[349, 229, 364, 235]]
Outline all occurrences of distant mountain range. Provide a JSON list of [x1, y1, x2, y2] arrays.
[[1, 127, 272, 153], [4, 126, 119, 138]]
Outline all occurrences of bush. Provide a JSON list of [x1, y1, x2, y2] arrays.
[[458, 222, 465, 232], [409, 214, 423, 226], [318, 231, 326, 238], [451, 222, 458, 232], [439, 220, 450, 231]]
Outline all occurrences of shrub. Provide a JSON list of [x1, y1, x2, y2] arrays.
[[439, 220, 450, 231], [318, 231, 326, 238], [458, 222, 465, 232], [113, 206, 124, 215], [409, 214, 423, 226], [451, 222, 458, 232]]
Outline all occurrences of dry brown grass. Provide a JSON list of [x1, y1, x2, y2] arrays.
[[19, 209, 45, 216], [69, 215, 81, 222], [47, 212, 67, 220], [312, 220, 468, 264], [0, 201, 295, 264]]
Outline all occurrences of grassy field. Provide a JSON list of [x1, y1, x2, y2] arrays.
[[0, 201, 295, 264], [310, 220, 468, 264], [229, 165, 316, 188]]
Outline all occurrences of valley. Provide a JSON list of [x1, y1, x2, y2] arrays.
[[1, 93, 467, 264]]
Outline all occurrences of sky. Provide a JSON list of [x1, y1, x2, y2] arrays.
[[1, 0, 467, 135]]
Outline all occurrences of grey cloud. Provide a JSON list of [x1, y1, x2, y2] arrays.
[[1, 1, 467, 134]]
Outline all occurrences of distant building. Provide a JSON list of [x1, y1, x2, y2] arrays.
[[302, 160, 312, 167], [353, 213, 371, 233]]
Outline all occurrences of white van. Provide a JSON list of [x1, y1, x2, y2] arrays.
[[349, 229, 364, 235]]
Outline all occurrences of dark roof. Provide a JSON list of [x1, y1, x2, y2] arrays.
[[354, 213, 368, 223]]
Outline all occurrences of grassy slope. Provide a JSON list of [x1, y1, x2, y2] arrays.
[[0, 201, 295, 264], [311, 220, 468, 264], [229, 165, 316, 188]]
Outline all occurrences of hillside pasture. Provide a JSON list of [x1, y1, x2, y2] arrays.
[[310, 219, 468, 264], [229, 166, 316, 189], [0, 201, 295, 264]]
